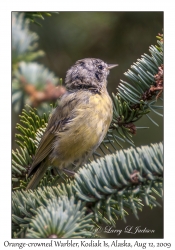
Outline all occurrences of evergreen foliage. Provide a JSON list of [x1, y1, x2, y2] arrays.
[[108, 34, 163, 148], [12, 142, 163, 238], [24, 12, 57, 26], [12, 12, 44, 67], [12, 12, 64, 114], [12, 62, 59, 113], [11, 11, 163, 239], [12, 105, 52, 187]]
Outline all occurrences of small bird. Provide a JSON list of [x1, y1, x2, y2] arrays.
[[26, 58, 118, 190]]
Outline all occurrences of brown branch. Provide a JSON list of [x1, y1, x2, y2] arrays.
[[20, 76, 66, 107]]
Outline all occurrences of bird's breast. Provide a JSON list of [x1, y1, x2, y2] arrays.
[[52, 90, 113, 165], [88, 91, 113, 140]]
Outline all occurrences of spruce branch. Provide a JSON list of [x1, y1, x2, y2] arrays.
[[12, 142, 163, 238], [12, 12, 65, 113], [26, 197, 95, 239], [12, 105, 51, 187], [107, 34, 163, 147], [12, 105, 66, 189], [24, 12, 58, 26], [12, 32, 163, 238], [12, 62, 65, 113], [73, 142, 163, 224], [12, 12, 44, 66]]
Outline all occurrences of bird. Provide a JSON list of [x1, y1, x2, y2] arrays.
[[26, 58, 118, 190]]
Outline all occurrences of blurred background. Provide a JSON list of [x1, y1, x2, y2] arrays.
[[29, 11, 163, 147], [12, 12, 163, 238]]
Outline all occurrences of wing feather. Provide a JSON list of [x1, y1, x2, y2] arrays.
[[28, 94, 77, 177], [28, 131, 55, 177]]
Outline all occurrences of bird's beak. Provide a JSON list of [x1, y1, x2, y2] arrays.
[[107, 64, 118, 70]]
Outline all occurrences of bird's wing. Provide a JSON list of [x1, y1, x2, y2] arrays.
[[28, 104, 71, 177], [28, 131, 55, 177], [28, 95, 76, 177]]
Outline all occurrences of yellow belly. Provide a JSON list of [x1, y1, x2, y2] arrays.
[[51, 90, 113, 167]]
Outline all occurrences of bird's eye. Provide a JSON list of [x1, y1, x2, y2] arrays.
[[80, 61, 85, 66], [98, 65, 103, 70]]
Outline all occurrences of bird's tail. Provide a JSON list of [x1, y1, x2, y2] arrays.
[[26, 162, 48, 190]]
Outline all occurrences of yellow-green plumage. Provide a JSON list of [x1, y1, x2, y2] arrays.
[[52, 90, 113, 165], [26, 58, 117, 190]]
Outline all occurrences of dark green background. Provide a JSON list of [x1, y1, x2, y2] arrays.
[[29, 12, 163, 238]]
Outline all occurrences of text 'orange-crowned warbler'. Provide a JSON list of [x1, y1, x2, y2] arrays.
[[26, 58, 118, 190]]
